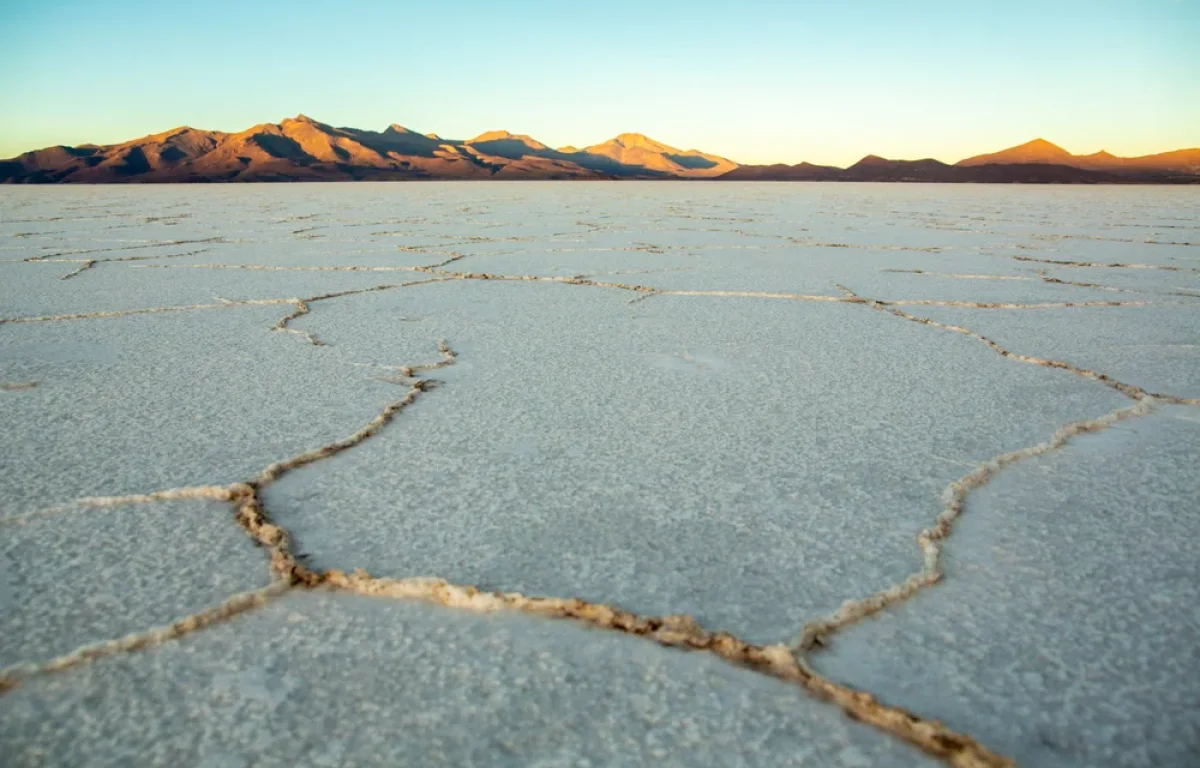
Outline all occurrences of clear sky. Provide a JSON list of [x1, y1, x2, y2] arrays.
[[1, 0, 1197, 165]]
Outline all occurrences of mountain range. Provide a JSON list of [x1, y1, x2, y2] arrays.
[[0, 116, 735, 184], [1, 118, 1196, 184], [723, 139, 1200, 183]]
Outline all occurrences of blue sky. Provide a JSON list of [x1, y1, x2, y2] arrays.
[[1, 0, 1197, 165]]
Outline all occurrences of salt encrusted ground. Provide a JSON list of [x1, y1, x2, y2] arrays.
[[1, 182, 1197, 767]]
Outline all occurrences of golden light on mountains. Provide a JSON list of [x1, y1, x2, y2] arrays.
[[2, 116, 1196, 183]]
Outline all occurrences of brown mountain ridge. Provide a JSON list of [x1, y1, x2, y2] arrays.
[[1, 118, 1196, 183], [956, 138, 1200, 174], [0, 116, 736, 183], [725, 139, 1200, 183]]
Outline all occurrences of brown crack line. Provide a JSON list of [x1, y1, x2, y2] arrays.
[[58, 261, 97, 280], [0, 338, 1012, 767], [853, 227, 1197, 248], [272, 299, 323, 345], [882, 269, 1033, 282], [1011, 255, 1199, 272], [1, 381, 41, 392], [0, 298, 297, 326], [133, 263, 434, 273], [25, 237, 224, 261], [882, 267, 1200, 300], [4, 247, 213, 278]]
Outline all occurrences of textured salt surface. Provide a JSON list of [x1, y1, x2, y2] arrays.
[[2, 182, 1198, 766], [0, 499, 268, 668]]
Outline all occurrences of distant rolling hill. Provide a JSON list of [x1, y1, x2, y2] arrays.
[[722, 140, 1200, 184], [956, 138, 1200, 174], [2, 120, 1196, 183], [723, 156, 1133, 183]]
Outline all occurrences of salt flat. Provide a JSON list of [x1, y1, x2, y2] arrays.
[[1, 182, 1198, 767]]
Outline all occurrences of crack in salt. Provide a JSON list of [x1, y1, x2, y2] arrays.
[[882, 269, 1033, 282], [27, 237, 225, 260], [0, 298, 297, 326], [1, 486, 235, 528], [133, 263, 431, 273], [58, 261, 97, 279], [1011, 255, 1200, 272], [5, 247, 213, 276], [0, 381, 41, 392], [272, 300, 324, 345], [885, 267, 1200, 299]]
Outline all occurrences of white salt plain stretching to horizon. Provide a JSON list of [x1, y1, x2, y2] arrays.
[[1, 182, 1198, 767]]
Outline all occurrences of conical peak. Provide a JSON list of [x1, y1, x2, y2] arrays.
[[609, 132, 666, 149], [1016, 138, 1068, 154]]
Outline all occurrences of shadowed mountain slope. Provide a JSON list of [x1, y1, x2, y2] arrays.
[[572, 133, 738, 178]]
